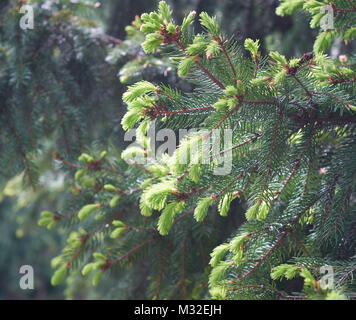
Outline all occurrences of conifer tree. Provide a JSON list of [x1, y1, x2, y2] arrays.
[[0, 0, 173, 299], [40, 0, 356, 299], [3, 0, 356, 300]]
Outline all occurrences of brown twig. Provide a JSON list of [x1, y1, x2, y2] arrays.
[[174, 39, 225, 90], [108, 236, 156, 267], [292, 75, 312, 98], [152, 105, 214, 117], [238, 232, 288, 281], [288, 229, 310, 257], [212, 35, 236, 77]]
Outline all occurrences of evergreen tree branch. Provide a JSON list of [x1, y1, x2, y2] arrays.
[[259, 108, 284, 201], [211, 35, 237, 77], [106, 236, 156, 269], [173, 38, 226, 90]]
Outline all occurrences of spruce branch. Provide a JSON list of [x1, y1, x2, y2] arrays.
[[238, 232, 288, 281], [312, 91, 355, 110], [211, 35, 237, 77], [52, 152, 82, 169], [335, 267, 356, 286], [28, 0, 356, 299], [173, 38, 226, 90], [3, 105, 35, 189], [151, 105, 214, 117], [274, 131, 314, 202], [259, 108, 284, 201], [287, 229, 310, 257], [210, 103, 241, 134], [346, 0, 356, 10], [334, 188, 351, 236], [291, 74, 312, 98], [106, 236, 156, 269]]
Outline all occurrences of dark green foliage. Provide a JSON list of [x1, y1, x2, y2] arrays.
[[1, 0, 356, 301], [0, 0, 125, 189], [111, 1, 355, 299]]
